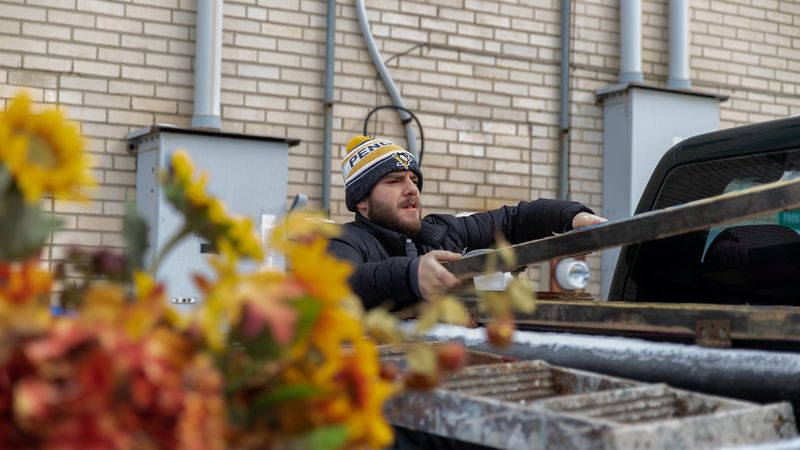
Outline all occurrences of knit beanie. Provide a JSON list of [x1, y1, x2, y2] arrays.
[[341, 135, 423, 212]]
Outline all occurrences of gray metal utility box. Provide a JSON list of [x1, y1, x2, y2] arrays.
[[127, 125, 298, 311]]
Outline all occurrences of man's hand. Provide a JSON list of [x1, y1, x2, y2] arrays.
[[572, 212, 607, 229], [418, 250, 462, 300]]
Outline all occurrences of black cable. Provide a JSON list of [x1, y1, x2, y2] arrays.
[[362, 105, 425, 166], [372, 43, 428, 111]]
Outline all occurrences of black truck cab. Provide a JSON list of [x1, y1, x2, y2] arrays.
[[609, 115, 800, 306]]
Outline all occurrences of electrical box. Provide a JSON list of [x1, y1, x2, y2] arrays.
[[127, 125, 299, 312], [596, 84, 725, 299]]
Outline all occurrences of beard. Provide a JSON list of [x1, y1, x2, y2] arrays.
[[368, 196, 422, 237]]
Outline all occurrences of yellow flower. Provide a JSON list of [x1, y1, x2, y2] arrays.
[[80, 282, 126, 325], [162, 150, 264, 262], [305, 307, 362, 385], [0, 93, 95, 203], [318, 337, 397, 449], [269, 212, 341, 253], [287, 238, 352, 306], [198, 249, 290, 350], [0, 259, 53, 305]]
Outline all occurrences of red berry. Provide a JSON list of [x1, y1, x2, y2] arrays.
[[487, 318, 515, 348], [436, 342, 467, 372]]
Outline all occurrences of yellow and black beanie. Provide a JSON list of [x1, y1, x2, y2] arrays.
[[340, 135, 423, 212]]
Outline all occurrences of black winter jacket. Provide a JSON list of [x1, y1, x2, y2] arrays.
[[328, 198, 592, 310]]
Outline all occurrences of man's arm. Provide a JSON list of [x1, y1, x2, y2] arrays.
[[434, 198, 595, 250], [327, 238, 420, 310]]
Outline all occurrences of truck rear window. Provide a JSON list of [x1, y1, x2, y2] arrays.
[[623, 150, 800, 305]]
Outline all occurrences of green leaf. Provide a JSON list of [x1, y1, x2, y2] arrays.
[[291, 295, 322, 344], [123, 201, 148, 274], [232, 326, 282, 360], [0, 189, 61, 261], [252, 384, 321, 412], [285, 425, 348, 450], [0, 166, 12, 192]]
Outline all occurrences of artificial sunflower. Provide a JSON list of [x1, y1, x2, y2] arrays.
[[0, 93, 95, 203], [161, 150, 264, 263]]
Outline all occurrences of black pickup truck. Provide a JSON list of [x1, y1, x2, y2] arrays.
[[609, 115, 800, 306], [464, 116, 800, 415]]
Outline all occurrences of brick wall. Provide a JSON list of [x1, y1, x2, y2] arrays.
[[1, 0, 799, 298]]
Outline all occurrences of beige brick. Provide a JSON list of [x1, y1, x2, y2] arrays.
[[236, 63, 279, 79], [97, 16, 143, 33], [73, 60, 120, 78], [146, 53, 191, 70], [81, 122, 129, 139], [131, 96, 176, 113], [155, 85, 193, 100], [401, 2, 437, 16], [74, 28, 120, 46], [227, 47, 259, 63], [257, 0, 300, 10], [52, 230, 102, 246], [58, 90, 83, 104], [109, 80, 154, 96], [0, 36, 46, 54], [125, 4, 171, 22], [449, 169, 484, 183], [101, 201, 126, 216], [23, 55, 71, 72], [257, 80, 299, 96], [144, 22, 189, 39], [8, 69, 57, 88], [223, 2, 247, 18], [276, 38, 316, 55], [2, 4, 46, 21], [50, 41, 98, 60], [47, 10, 95, 27], [112, 155, 136, 171], [108, 109, 153, 126], [54, 199, 103, 214], [77, 216, 123, 231], [22, 22, 70, 40], [223, 105, 265, 121], [122, 66, 167, 82], [98, 48, 145, 65], [77, 0, 124, 16], [235, 33, 277, 49], [121, 35, 168, 52], [268, 9, 310, 26], [63, 105, 106, 122], [225, 17, 260, 34]]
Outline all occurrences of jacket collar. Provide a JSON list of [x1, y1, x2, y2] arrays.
[[353, 212, 449, 253]]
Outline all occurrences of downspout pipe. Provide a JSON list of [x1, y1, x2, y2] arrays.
[[353, 0, 419, 160], [619, 0, 643, 84], [558, 0, 571, 200], [192, 0, 223, 130], [668, 0, 691, 89], [322, 0, 336, 213]]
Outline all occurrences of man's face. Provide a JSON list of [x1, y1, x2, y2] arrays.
[[358, 171, 421, 237]]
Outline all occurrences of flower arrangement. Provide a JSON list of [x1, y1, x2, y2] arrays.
[[0, 93, 535, 450]]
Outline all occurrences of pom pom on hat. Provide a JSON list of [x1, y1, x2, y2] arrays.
[[340, 135, 423, 212]]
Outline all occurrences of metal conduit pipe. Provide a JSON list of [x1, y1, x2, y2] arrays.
[[192, 0, 223, 130], [558, 0, 571, 200], [420, 324, 800, 410], [322, 0, 336, 213], [353, 0, 419, 160], [668, 0, 691, 89], [619, 0, 644, 84]]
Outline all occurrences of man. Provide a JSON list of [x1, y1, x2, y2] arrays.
[[328, 135, 606, 310]]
